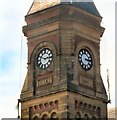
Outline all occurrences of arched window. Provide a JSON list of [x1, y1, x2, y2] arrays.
[[33, 116, 39, 120], [92, 116, 97, 120], [83, 103, 87, 109], [97, 107, 101, 117], [88, 104, 92, 111], [39, 104, 43, 109], [55, 100, 58, 106], [92, 106, 96, 111], [75, 112, 81, 120], [51, 112, 58, 119], [79, 102, 83, 109], [42, 114, 48, 120], [50, 101, 54, 106], [44, 103, 49, 108], [84, 114, 89, 120]]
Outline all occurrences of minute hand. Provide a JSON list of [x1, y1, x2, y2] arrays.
[[42, 56, 49, 60], [85, 58, 91, 62]]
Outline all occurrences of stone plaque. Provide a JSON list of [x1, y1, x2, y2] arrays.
[[37, 77, 53, 87]]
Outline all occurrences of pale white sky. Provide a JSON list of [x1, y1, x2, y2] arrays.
[[0, 0, 115, 119]]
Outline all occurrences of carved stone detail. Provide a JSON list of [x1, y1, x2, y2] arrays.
[[75, 100, 101, 118], [29, 100, 58, 117]]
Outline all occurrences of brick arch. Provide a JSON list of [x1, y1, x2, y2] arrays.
[[75, 41, 99, 71], [83, 103, 88, 109], [39, 104, 44, 109], [32, 113, 40, 120], [92, 105, 96, 111], [75, 39, 98, 55], [44, 103, 49, 108], [30, 41, 57, 64], [87, 104, 92, 111], [50, 109, 58, 118], [75, 112, 81, 119], [50, 112, 58, 118], [84, 113, 89, 120], [41, 111, 49, 119], [92, 115, 97, 120], [97, 107, 101, 117]]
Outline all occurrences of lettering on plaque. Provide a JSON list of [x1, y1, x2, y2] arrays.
[[37, 78, 53, 87]]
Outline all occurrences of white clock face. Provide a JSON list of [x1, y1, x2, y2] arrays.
[[78, 49, 92, 70], [37, 48, 53, 69]]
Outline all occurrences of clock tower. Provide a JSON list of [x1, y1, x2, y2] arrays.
[[20, 0, 108, 119]]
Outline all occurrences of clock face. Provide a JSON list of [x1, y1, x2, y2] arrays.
[[78, 49, 92, 70], [37, 48, 53, 69]]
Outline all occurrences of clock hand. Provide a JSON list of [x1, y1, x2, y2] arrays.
[[42, 55, 52, 59], [85, 58, 91, 62], [42, 56, 49, 60]]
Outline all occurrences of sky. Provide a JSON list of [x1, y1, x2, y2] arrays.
[[0, 0, 115, 119]]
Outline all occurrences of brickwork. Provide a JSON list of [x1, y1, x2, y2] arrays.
[[20, 2, 108, 119], [108, 107, 117, 119]]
